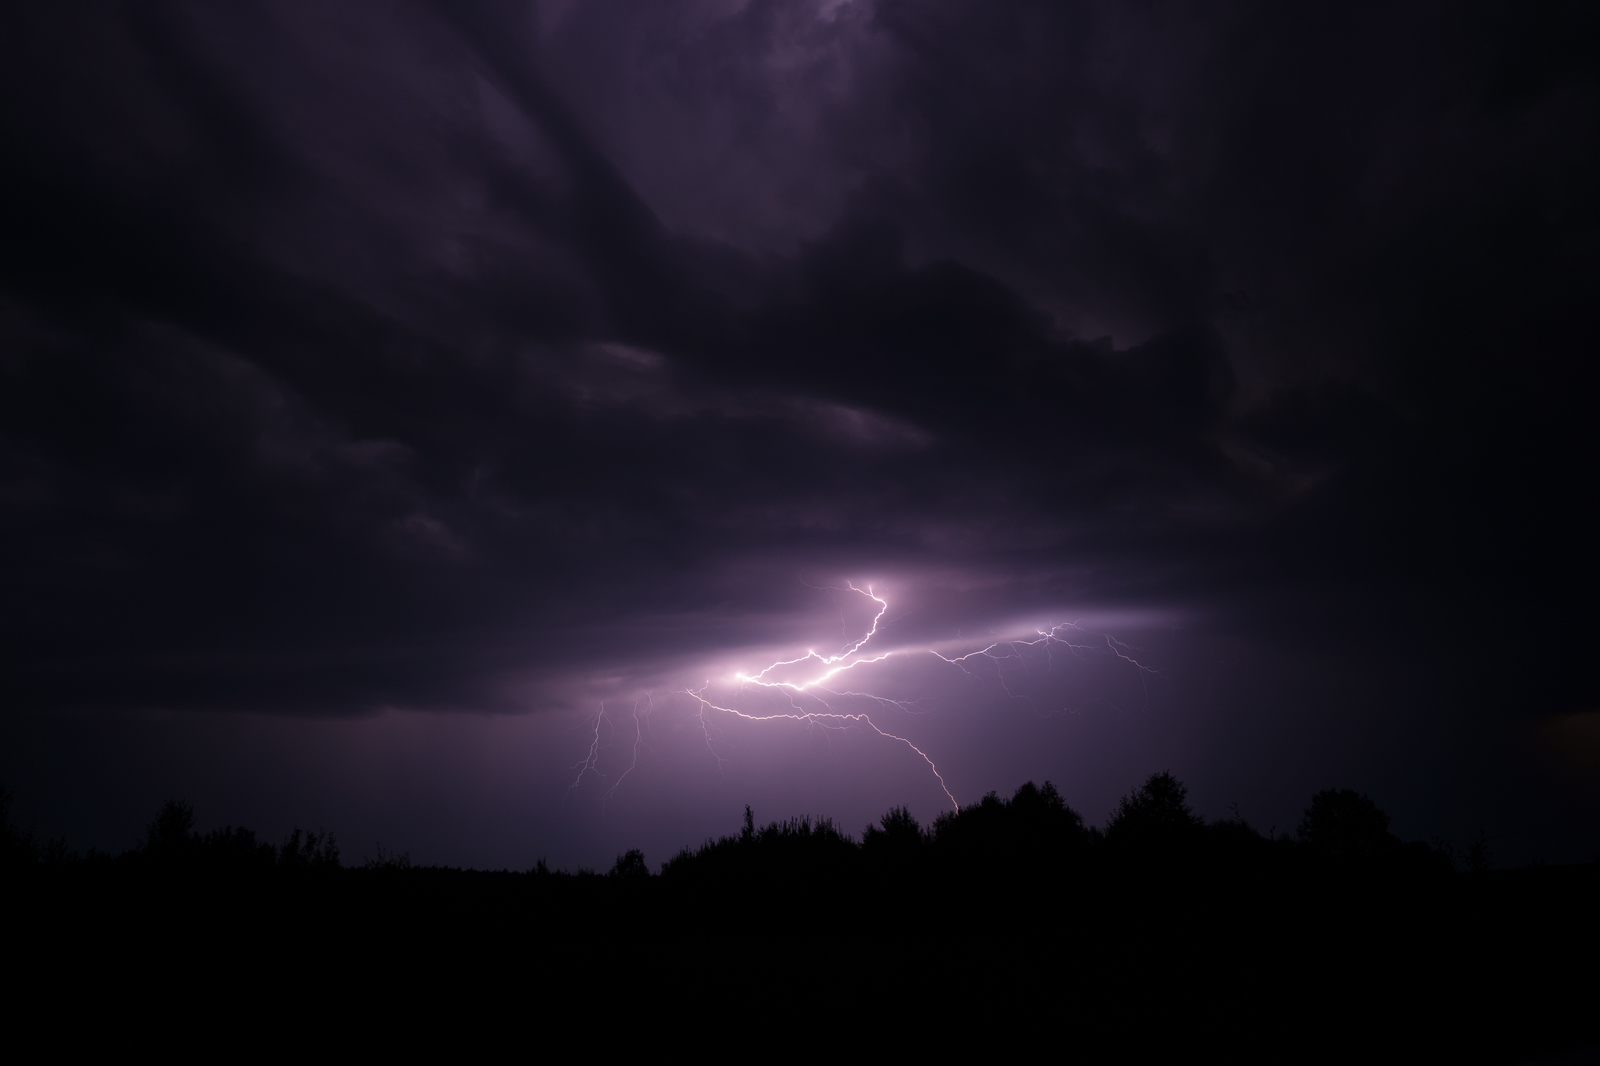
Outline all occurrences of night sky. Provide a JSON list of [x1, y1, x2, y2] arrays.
[[3, 1, 1597, 871]]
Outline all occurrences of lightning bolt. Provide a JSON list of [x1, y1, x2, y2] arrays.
[[676, 583, 957, 808], [680, 583, 1166, 813], [570, 583, 1165, 814], [684, 683, 959, 810], [1105, 635, 1162, 710]]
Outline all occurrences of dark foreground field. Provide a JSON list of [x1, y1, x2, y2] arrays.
[[5, 777, 1596, 1060]]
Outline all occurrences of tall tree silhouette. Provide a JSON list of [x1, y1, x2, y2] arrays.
[[142, 799, 199, 865], [1297, 789, 1398, 864], [1105, 772, 1205, 851]]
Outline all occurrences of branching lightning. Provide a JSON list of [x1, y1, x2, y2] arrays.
[[568, 583, 1165, 814], [680, 583, 1165, 814]]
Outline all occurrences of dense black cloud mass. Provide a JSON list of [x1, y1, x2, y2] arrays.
[[1, 1, 1596, 861]]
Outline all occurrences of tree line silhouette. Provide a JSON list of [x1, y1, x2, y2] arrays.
[[652, 774, 1460, 886], [3, 774, 1594, 1061], [0, 772, 1472, 882]]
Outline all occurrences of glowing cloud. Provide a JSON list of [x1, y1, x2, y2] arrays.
[[675, 584, 1162, 813]]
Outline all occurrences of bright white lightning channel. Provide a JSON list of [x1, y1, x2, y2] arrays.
[[676, 583, 1162, 813], [569, 584, 1163, 810]]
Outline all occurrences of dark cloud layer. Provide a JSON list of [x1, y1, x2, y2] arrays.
[[1, 2, 1597, 861]]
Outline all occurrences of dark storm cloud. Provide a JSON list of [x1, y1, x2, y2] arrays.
[[1, 0, 1595, 718]]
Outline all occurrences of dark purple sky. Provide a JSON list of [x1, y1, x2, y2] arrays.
[[2, 1, 1597, 870]]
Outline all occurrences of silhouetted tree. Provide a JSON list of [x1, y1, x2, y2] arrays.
[[1203, 807, 1275, 867], [1297, 789, 1397, 863], [863, 805, 927, 864], [142, 799, 200, 865], [1463, 830, 1492, 874], [929, 781, 1089, 879], [200, 826, 277, 873], [0, 787, 39, 868], [610, 848, 649, 878], [1105, 771, 1205, 851]]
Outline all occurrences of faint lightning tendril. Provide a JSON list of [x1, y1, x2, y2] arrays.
[[567, 702, 608, 797], [602, 698, 648, 809]]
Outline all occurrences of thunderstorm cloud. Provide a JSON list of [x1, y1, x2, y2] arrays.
[[1, 1, 1595, 866]]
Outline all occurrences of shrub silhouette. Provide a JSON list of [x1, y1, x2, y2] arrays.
[[660, 809, 858, 881], [199, 826, 278, 873], [279, 827, 340, 872], [362, 843, 410, 871], [130, 799, 337, 874]]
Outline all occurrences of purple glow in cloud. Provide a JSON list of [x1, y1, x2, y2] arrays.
[[563, 582, 1172, 820], [0, 0, 1595, 868]]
